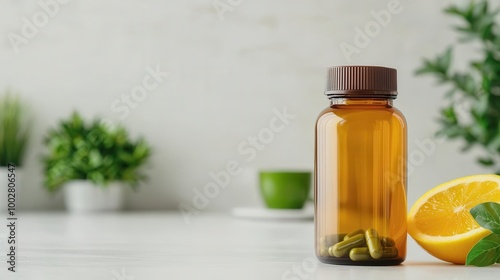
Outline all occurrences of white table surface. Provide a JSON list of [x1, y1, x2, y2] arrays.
[[0, 212, 498, 280]]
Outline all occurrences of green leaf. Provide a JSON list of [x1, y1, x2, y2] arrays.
[[466, 233, 500, 266], [88, 149, 103, 168], [441, 106, 458, 124], [477, 157, 495, 166], [470, 202, 500, 234], [439, 47, 453, 73], [415, 48, 453, 77]]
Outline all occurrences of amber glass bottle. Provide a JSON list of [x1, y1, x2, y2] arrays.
[[315, 66, 407, 265]]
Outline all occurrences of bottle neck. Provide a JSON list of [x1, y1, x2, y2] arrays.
[[330, 98, 394, 107]]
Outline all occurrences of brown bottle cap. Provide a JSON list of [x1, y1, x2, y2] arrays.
[[325, 66, 397, 98]]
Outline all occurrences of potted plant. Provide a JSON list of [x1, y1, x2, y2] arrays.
[[43, 112, 151, 212], [416, 0, 500, 173], [0, 92, 30, 211]]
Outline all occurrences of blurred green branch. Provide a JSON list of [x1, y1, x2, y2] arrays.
[[416, 0, 500, 173]]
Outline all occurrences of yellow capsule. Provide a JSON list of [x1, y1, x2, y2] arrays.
[[343, 229, 365, 241], [319, 246, 329, 257], [320, 234, 346, 247], [382, 247, 399, 258], [350, 247, 399, 261], [381, 237, 396, 247], [365, 228, 383, 259], [349, 247, 372, 261], [329, 233, 365, 257]]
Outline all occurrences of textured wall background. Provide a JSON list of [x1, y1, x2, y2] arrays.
[[0, 0, 484, 211]]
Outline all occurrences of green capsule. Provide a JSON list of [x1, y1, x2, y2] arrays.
[[328, 233, 365, 257], [343, 229, 365, 241], [320, 234, 346, 247], [381, 237, 396, 247], [349, 247, 399, 261], [349, 247, 372, 261], [382, 247, 399, 258], [365, 228, 383, 259]]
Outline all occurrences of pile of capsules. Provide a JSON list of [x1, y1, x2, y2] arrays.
[[320, 229, 398, 261]]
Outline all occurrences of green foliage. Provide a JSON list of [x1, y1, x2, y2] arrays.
[[416, 0, 500, 173], [466, 233, 500, 266], [470, 202, 500, 234], [466, 202, 500, 266], [0, 91, 30, 167], [43, 112, 151, 192]]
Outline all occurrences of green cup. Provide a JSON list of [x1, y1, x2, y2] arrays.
[[259, 171, 311, 209]]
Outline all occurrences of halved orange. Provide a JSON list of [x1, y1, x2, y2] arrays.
[[407, 174, 500, 264]]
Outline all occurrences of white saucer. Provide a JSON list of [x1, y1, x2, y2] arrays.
[[231, 204, 314, 220]]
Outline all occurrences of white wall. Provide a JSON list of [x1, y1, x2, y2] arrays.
[[0, 0, 485, 211]]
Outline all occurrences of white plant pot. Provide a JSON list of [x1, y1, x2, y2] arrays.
[[63, 180, 124, 213]]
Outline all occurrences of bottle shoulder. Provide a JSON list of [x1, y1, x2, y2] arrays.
[[391, 107, 407, 126]]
